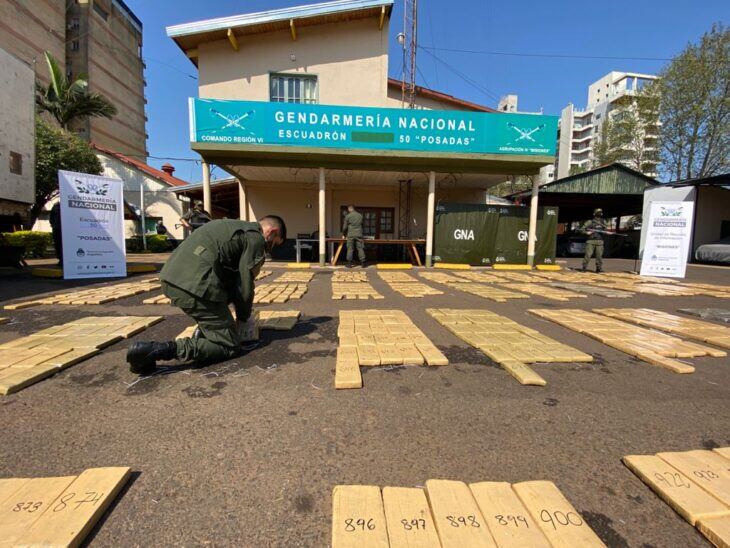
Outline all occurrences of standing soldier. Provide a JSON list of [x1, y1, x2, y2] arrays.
[[581, 208, 608, 273], [126, 216, 286, 374], [342, 204, 366, 268], [180, 200, 212, 233]]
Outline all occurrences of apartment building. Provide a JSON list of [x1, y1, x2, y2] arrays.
[[0, 47, 35, 229], [0, 0, 66, 83], [556, 71, 658, 179], [66, 0, 148, 159], [0, 0, 147, 160]]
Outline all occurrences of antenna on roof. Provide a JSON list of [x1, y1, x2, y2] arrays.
[[399, 0, 417, 108]]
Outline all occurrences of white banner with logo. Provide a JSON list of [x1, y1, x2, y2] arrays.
[[640, 200, 694, 278], [59, 170, 127, 279]]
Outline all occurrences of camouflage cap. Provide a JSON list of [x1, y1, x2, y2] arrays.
[[594, 208, 603, 216]]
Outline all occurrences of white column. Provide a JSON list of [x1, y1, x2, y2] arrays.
[[202, 161, 212, 217], [318, 167, 326, 266], [527, 175, 540, 267], [237, 179, 247, 221], [139, 180, 147, 251], [425, 171, 436, 267]]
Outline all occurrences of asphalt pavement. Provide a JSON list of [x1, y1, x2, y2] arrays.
[[0, 258, 728, 547]]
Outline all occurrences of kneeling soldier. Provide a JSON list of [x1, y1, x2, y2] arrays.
[[126, 216, 286, 374]]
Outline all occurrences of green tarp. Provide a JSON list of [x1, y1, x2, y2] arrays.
[[433, 203, 558, 265]]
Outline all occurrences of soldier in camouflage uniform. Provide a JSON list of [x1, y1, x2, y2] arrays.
[[126, 216, 286, 374], [342, 205, 366, 268], [581, 208, 608, 272]]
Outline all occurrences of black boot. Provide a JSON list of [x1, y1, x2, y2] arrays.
[[127, 341, 176, 375], [360, 261, 366, 268], [347, 262, 353, 268]]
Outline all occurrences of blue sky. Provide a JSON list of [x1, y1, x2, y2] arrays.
[[128, 0, 728, 179]]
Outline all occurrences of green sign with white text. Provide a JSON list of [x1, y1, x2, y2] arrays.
[[189, 98, 557, 156]]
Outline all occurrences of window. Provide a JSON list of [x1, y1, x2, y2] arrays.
[[93, 2, 109, 21], [9, 152, 22, 175], [71, 40, 80, 51], [379, 210, 393, 234], [69, 17, 79, 30], [270, 74, 317, 104]]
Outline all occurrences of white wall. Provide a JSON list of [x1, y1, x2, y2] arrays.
[[34, 154, 186, 241], [97, 154, 186, 239], [0, 47, 35, 217], [199, 17, 389, 108]]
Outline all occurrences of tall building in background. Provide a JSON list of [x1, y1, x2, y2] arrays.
[[556, 71, 658, 179], [497, 94, 554, 186], [0, 0, 147, 159], [66, 0, 148, 158], [0, 0, 66, 82]]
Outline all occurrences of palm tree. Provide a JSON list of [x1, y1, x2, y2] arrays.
[[35, 52, 117, 129]]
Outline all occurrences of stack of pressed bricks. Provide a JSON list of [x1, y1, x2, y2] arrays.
[[335, 310, 447, 389]]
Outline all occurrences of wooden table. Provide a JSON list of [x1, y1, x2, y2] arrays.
[[327, 238, 425, 266]]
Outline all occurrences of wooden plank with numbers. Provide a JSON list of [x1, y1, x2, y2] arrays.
[[382, 487, 441, 548], [512, 480, 606, 547], [469, 481, 551, 547], [0, 479, 30, 506], [657, 450, 730, 507], [623, 454, 730, 525], [424, 479, 496, 548], [332, 485, 390, 548], [334, 480, 606, 548], [0, 475, 77, 547], [20, 467, 131, 548]]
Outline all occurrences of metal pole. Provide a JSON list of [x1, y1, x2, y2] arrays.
[[202, 161, 212, 217], [140, 179, 147, 251], [527, 175, 539, 267], [425, 171, 436, 267], [318, 167, 326, 266]]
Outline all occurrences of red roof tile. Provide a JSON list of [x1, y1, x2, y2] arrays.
[[90, 143, 191, 187], [387, 78, 497, 113]]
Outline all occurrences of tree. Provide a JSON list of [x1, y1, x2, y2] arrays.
[[592, 85, 661, 175], [32, 117, 102, 224], [490, 175, 534, 197], [569, 164, 587, 176], [35, 52, 117, 129], [656, 23, 729, 180]]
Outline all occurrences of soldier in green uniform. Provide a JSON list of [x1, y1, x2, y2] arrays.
[[342, 205, 366, 268], [126, 216, 287, 374], [180, 200, 212, 232], [580, 208, 608, 272]]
